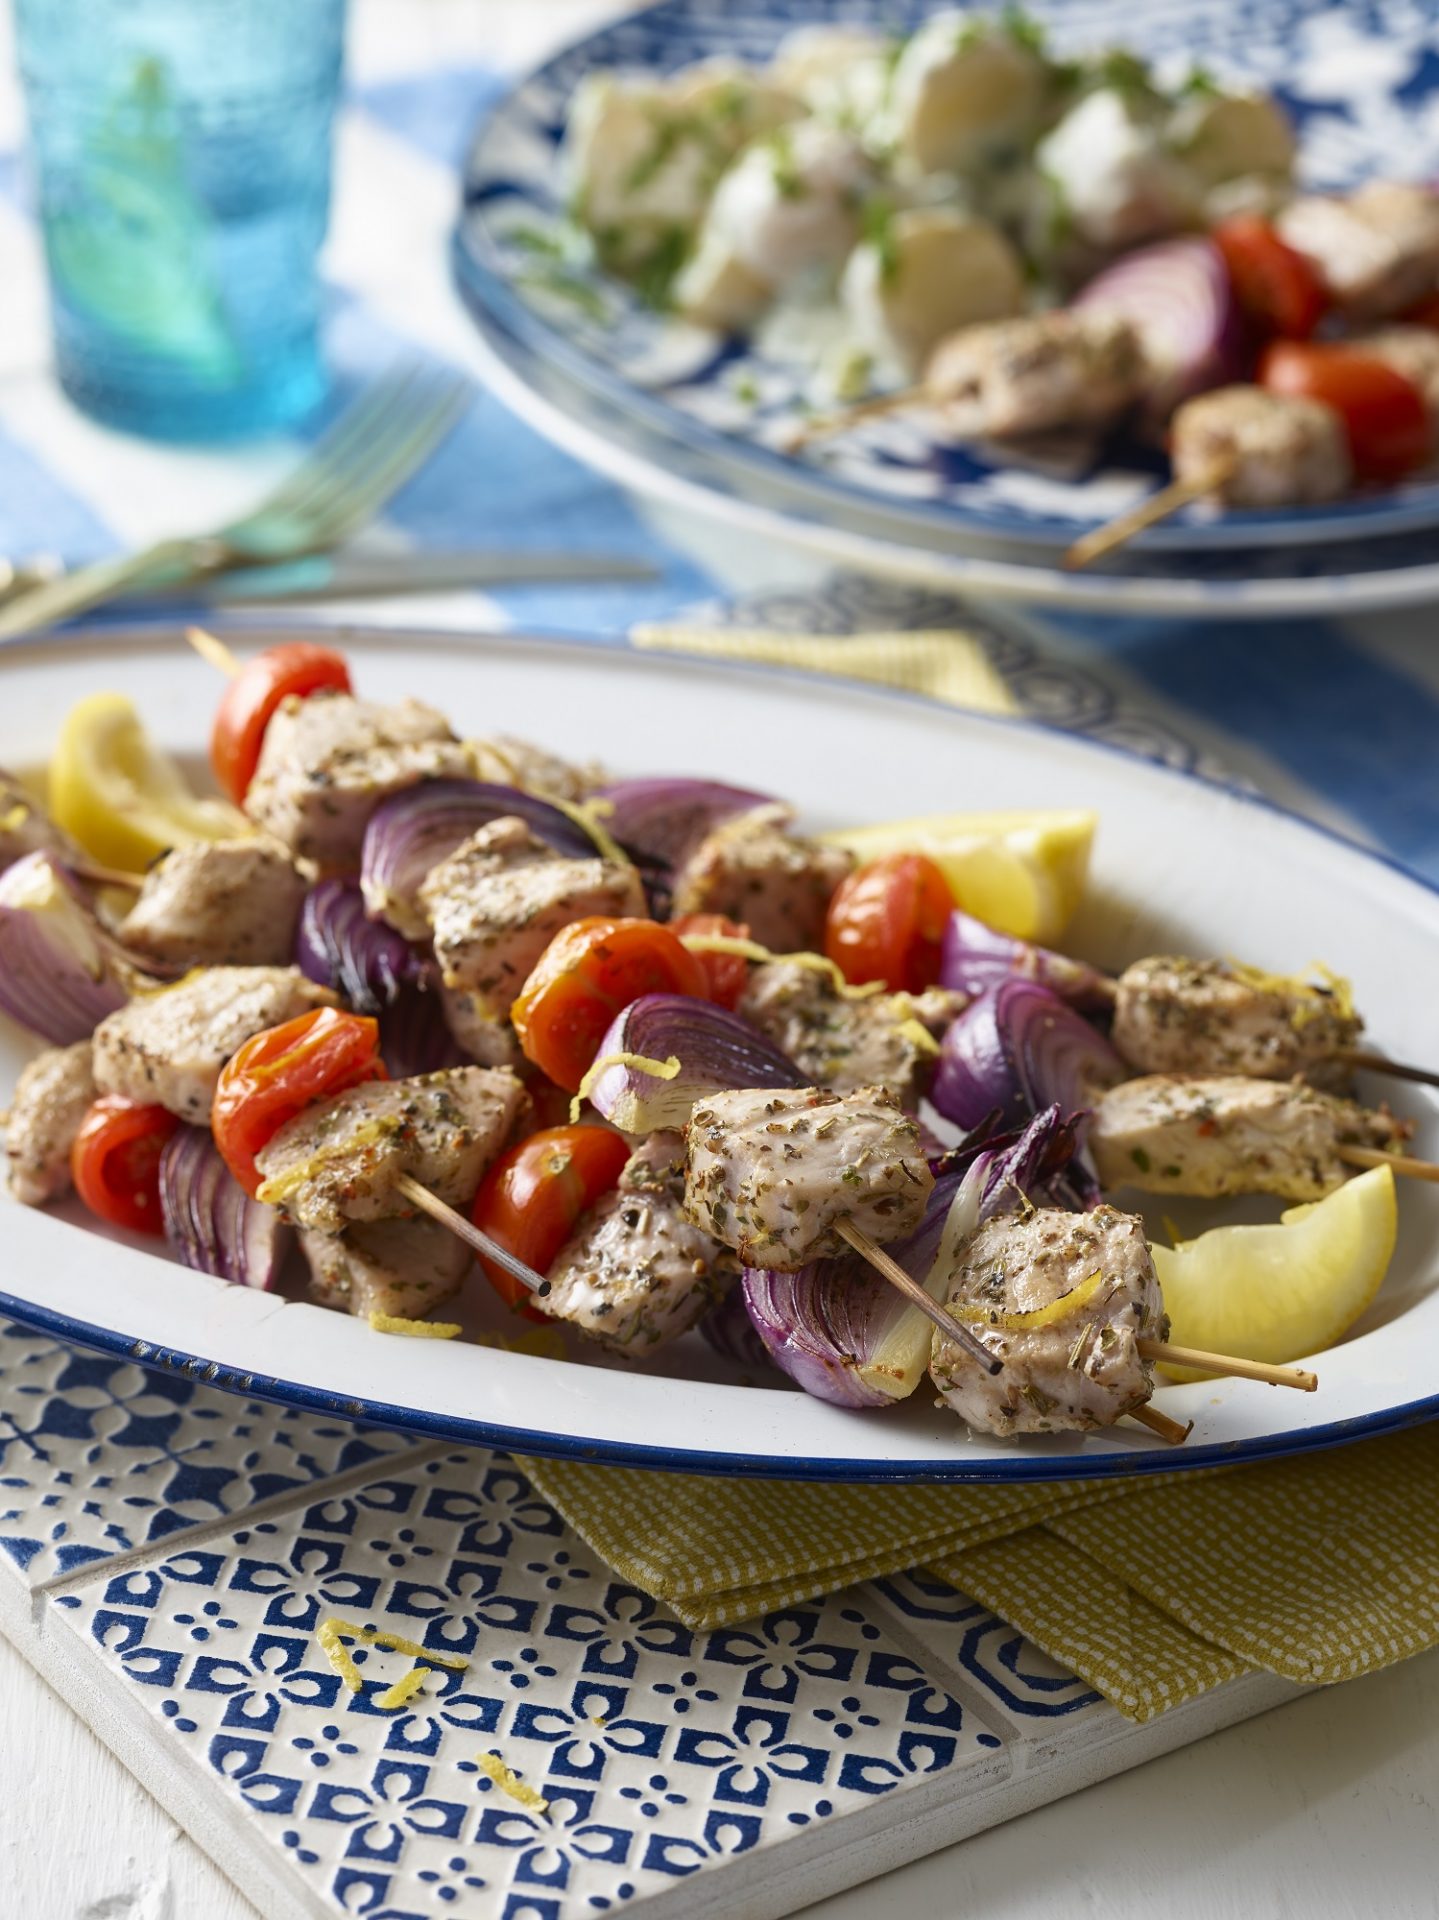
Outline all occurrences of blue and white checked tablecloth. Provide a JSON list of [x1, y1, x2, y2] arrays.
[[0, 0, 1437, 864]]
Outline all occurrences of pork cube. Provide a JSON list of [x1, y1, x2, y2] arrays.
[[930, 1205, 1164, 1436], [254, 1066, 528, 1231], [738, 960, 963, 1107], [684, 1084, 932, 1269], [419, 817, 644, 1021], [300, 1216, 472, 1320], [1170, 386, 1351, 508], [1278, 186, 1439, 318], [540, 1129, 738, 1354], [119, 838, 306, 969], [926, 311, 1148, 438], [672, 822, 852, 953], [244, 691, 473, 874], [5, 1041, 95, 1205], [469, 735, 606, 801], [1111, 956, 1362, 1080], [92, 967, 334, 1122], [1091, 1074, 1405, 1203]]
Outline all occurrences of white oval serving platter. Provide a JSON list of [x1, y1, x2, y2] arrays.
[[1, 625, 1435, 1482]]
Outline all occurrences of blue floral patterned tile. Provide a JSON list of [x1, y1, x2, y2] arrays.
[[46, 1449, 1012, 1918], [0, 1322, 419, 1588], [867, 1571, 1109, 1760]]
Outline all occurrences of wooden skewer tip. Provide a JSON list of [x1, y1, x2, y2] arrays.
[[1138, 1337, 1317, 1392], [1130, 1402, 1193, 1445], [781, 385, 925, 452], [184, 624, 242, 677], [1339, 1145, 1439, 1185], [394, 1174, 548, 1296], [1064, 455, 1236, 572]]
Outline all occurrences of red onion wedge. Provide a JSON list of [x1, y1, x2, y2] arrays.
[[596, 778, 782, 915], [931, 981, 1125, 1202], [0, 852, 130, 1043], [940, 909, 1113, 1011], [581, 993, 801, 1132], [159, 1125, 290, 1288], [361, 779, 607, 936], [296, 879, 430, 1014], [742, 1107, 1080, 1407], [1073, 236, 1244, 419]]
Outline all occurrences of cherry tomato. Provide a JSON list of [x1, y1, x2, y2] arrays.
[[824, 852, 953, 993], [212, 1007, 386, 1197], [71, 1098, 179, 1236], [1260, 341, 1431, 482], [670, 912, 751, 1009], [511, 916, 708, 1092], [210, 642, 352, 805], [471, 1124, 631, 1312], [1211, 215, 1328, 340]]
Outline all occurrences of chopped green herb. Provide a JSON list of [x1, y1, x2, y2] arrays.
[[1130, 1147, 1152, 1173]]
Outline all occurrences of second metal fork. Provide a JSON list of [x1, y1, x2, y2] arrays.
[[0, 362, 470, 641]]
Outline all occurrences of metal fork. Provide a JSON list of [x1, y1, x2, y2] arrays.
[[0, 362, 471, 641]]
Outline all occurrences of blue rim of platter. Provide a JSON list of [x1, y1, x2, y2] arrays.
[[458, 251, 1439, 616], [456, 0, 1439, 555], [2, 623, 1436, 1483]]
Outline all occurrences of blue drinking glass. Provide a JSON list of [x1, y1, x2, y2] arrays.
[[14, 0, 346, 441]]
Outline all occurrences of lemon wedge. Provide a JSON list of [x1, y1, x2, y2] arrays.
[[820, 808, 1097, 942], [1152, 1166, 1397, 1381], [49, 692, 248, 872]]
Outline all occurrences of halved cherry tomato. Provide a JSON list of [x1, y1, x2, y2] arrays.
[[210, 642, 352, 805], [670, 912, 751, 1009], [212, 1007, 386, 1197], [471, 1123, 631, 1312], [824, 852, 952, 992], [71, 1098, 179, 1236], [511, 916, 708, 1092], [1212, 215, 1328, 340], [1260, 341, 1431, 482]]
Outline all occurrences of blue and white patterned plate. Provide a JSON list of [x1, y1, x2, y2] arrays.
[[456, 0, 1439, 554], [462, 268, 1439, 617], [2, 627, 1438, 1484]]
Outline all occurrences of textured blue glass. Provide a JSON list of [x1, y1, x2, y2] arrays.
[[15, 0, 346, 441]]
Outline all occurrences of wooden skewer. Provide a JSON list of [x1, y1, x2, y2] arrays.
[[395, 1174, 553, 1299], [1335, 1048, 1439, 1092], [1137, 1338, 1317, 1392], [1339, 1144, 1439, 1185], [835, 1218, 1002, 1377], [185, 624, 242, 677], [1064, 455, 1236, 571], [1128, 1402, 1193, 1445], [70, 861, 143, 891], [780, 385, 926, 453]]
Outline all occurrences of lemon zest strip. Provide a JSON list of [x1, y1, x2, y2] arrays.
[[476, 1751, 550, 1818], [678, 933, 885, 1000], [316, 1617, 470, 1697], [367, 1312, 462, 1340], [375, 1667, 431, 1711], [256, 1118, 400, 1207], [571, 1049, 681, 1121], [949, 1269, 1106, 1334]]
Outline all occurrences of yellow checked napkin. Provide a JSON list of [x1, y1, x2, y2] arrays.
[[521, 1425, 1439, 1722], [628, 624, 1018, 716]]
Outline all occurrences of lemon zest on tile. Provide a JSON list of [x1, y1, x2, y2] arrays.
[[367, 1312, 462, 1339], [315, 1617, 471, 1695], [375, 1666, 431, 1711], [476, 1750, 550, 1818]]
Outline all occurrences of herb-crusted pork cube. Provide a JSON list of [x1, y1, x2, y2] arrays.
[[684, 1084, 932, 1269]]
